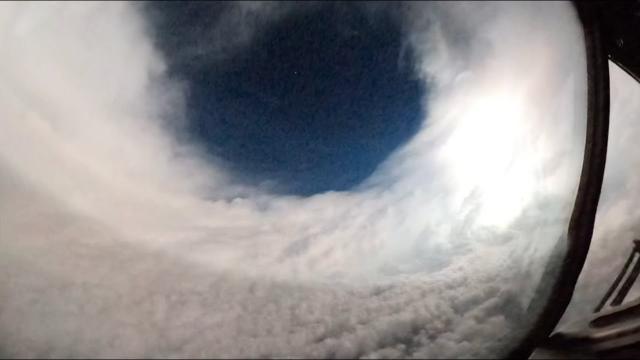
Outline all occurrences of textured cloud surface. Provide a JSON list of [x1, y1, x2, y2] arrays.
[[0, 2, 590, 358]]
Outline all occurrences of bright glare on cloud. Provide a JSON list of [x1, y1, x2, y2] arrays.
[[0, 1, 592, 358]]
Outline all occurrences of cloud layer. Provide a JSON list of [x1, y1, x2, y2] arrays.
[[0, 1, 594, 358]]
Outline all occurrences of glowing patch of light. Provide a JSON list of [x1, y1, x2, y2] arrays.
[[440, 88, 540, 228]]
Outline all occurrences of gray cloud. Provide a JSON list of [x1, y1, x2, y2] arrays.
[[0, 1, 595, 358], [141, 1, 311, 72]]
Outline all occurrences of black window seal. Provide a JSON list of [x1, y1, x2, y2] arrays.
[[506, 2, 610, 358]]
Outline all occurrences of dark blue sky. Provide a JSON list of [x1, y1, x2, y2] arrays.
[[144, 2, 426, 196]]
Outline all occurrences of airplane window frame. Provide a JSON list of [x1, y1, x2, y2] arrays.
[[507, 2, 611, 357]]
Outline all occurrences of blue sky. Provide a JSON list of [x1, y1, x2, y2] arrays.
[[146, 2, 425, 195]]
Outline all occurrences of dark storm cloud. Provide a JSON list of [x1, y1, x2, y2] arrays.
[[140, 1, 302, 71]]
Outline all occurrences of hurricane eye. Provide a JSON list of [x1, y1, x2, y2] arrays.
[[144, 2, 425, 195]]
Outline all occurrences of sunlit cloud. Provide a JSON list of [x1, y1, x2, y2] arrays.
[[0, 1, 594, 357]]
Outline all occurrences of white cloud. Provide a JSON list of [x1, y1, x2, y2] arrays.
[[0, 1, 593, 357]]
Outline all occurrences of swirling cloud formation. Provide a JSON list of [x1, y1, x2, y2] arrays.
[[0, 2, 590, 358]]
